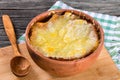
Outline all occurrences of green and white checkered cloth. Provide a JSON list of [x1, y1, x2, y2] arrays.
[[18, 1, 120, 70]]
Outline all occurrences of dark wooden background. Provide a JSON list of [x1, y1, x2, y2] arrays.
[[0, 0, 120, 48]]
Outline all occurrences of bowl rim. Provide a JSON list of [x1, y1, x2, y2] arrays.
[[25, 9, 104, 64]]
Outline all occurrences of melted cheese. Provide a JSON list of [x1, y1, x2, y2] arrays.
[[30, 12, 99, 59]]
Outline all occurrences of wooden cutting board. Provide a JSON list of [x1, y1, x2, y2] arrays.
[[0, 43, 120, 80]]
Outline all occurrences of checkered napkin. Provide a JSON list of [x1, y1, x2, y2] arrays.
[[18, 1, 120, 70]]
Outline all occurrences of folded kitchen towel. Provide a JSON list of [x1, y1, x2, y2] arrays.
[[18, 1, 120, 70]]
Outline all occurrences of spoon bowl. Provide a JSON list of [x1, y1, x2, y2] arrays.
[[10, 56, 31, 77]]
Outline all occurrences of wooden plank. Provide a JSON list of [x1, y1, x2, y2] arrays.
[[0, 43, 119, 80]]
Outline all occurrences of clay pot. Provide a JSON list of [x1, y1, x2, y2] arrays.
[[25, 9, 104, 77]]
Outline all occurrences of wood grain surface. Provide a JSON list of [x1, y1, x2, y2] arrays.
[[0, 44, 120, 80], [0, 0, 120, 47]]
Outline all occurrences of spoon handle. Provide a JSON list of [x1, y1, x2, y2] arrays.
[[2, 15, 20, 56]]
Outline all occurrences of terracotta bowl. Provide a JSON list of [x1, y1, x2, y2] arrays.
[[25, 9, 104, 77]]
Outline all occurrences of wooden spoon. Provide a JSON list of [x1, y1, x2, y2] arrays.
[[2, 15, 31, 77]]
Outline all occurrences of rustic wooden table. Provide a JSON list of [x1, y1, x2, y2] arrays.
[[0, 0, 120, 48]]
